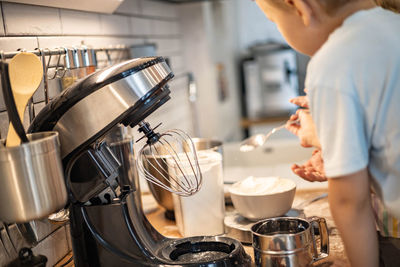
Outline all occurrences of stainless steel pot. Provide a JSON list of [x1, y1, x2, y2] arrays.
[[0, 132, 67, 223], [251, 217, 329, 267], [144, 138, 222, 216]]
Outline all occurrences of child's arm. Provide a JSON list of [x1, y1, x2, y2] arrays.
[[328, 168, 379, 267]]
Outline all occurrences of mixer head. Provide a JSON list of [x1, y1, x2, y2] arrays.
[[136, 121, 203, 197], [28, 57, 174, 203]]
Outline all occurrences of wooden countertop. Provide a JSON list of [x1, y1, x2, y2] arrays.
[[57, 188, 350, 266], [146, 188, 350, 267]]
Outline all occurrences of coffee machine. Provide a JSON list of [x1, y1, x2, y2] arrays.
[[28, 57, 251, 266]]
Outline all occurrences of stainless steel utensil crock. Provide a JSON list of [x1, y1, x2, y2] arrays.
[[144, 138, 222, 215], [251, 217, 329, 267], [0, 132, 67, 223]]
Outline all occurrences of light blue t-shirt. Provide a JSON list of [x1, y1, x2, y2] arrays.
[[306, 7, 400, 224]]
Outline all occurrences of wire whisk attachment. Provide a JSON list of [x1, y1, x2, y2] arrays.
[[136, 121, 203, 197]]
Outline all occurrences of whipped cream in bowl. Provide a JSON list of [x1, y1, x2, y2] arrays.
[[229, 176, 296, 221]]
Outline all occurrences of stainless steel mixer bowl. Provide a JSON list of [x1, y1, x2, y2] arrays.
[[144, 138, 222, 214]]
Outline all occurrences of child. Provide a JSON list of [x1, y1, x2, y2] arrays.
[[254, 0, 400, 266]]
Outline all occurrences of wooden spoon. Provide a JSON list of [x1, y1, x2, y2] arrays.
[[6, 52, 43, 147]]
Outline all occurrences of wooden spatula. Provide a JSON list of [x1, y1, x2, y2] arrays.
[[6, 52, 43, 147]]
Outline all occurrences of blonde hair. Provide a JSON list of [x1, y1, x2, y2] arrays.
[[375, 0, 400, 12], [268, 0, 400, 14], [267, 0, 352, 14]]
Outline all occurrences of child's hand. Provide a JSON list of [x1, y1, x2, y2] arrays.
[[289, 89, 309, 108], [286, 109, 321, 148], [289, 95, 309, 108], [291, 149, 327, 182]]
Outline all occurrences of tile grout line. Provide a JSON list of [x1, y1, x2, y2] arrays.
[[3, 33, 182, 39], [58, 7, 63, 37], [114, 12, 179, 22], [138, 0, 143, 16], [1, 2, 6, 35], [0, 1, 5, 139]]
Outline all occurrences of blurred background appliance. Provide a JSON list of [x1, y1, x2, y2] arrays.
[[242, 43, 298, 120], [240, 42, 308, 137]]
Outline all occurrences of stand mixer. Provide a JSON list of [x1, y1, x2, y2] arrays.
[[28, 57, 251, 266]]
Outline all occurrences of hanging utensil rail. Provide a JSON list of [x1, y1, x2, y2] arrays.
[[1, 46, 129, 60]]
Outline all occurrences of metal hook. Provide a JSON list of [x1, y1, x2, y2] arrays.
[[0, 50, 5, 65], [57, 67, 68, 79], [56, 48, 67, 79], [119, 45, 128, 63], [49, 48, 64, 80], [36, 48, 50, 104], [115, 45, 122, 63], [55, 48, 66, 79], [105, 49, 112, 66], [44, 48, 52, 75]]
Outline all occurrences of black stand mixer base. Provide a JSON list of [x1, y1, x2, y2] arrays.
[[69, 194, 251, 267], [156, 236, 252, 266]]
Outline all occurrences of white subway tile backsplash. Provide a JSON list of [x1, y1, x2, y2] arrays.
[[0, 5, 4, 36], [151, 105, 191, 134], [60, 9, 101, 36], [3, 3, 61, 35], [0, 111, 9, 139], [115, 0, 141, 16], [47, 79, 63, 99], [149, 38, 182, 54], [141, 0, 178, 19], [0, 36, 39, 51], [0, 78, 4, 112], [168, 54, 184, 73], [26, 220, 63, 243], [0, 226, 18, 261], [32, 80, 45, 104], [22, 104, 30, 129], [0, 240, 9, 267], [31, 226, 68, 267], [37, 36, 85, 49], [130, 17, 152, 36], [32, 78, 62, 103], [169, 75, 188, 90], [7, 224, 34, 250], [83, 36, 143, 47], [100, 14, 131, 36], [65, 224, 71, 251], [152, 20, 180, 36], [33, 101, 46, 113]]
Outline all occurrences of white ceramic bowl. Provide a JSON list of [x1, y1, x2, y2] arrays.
[[229, 176, 296, 221]]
